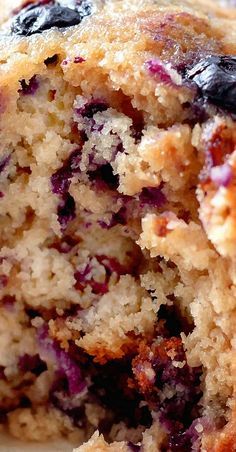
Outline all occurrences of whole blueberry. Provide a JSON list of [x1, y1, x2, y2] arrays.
[[11, 0, 92, 36], [186, 55, 236, 112]]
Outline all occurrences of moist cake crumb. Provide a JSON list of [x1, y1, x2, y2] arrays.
[[0, 0, 236, 451]]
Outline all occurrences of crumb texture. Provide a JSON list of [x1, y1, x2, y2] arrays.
[[0, 0, 236, 451]]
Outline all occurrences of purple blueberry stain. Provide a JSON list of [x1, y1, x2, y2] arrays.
[[51, 149, 82, 196], [114, 139, 124, 158], [50, 376, 86, 427], [77, 100, 108, 127], [74, 255, 126, 295], [76, 99, 108, 119], [88, 164, 119, 191], [133, 338, 203, 451], [167, 418, 204, 452], [19, 75, 39, 96], [49, 352, 87, 427], [37, 324, 86, 395], [51, 235, 78, 254], [0, 155, 10, 174], [146, 59, 180, 87], [61, 59, 69, 66], [130, 118, 145, 144], [74, 99, 126, 183], [74, 263, 92, 291], [98, 206, 127, 230], [51, 149, 82, 230], [2, 295, 16, 311], [57, 193, 76, 231], [52, 100, 125, 230], [85, 221, 92, 229], [51, 164, 73, 196], [74, 56, 85, 64], [0, 275, 8, 289], [146, 59, 172, 82], [74, 262, 109, 295], [90, 359, 152, 432], [139, 186, 166, 208]]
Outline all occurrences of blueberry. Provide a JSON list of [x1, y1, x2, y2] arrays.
[[0, 155, 10, 174], [19, 75, 39, 95], [139, 186, 166, 209], [186, 55, 236, 112], [57, 193, 76, 230], [11, 0, 92, 36], [76, 99, 108, 118], [132, 338, 202, 449]]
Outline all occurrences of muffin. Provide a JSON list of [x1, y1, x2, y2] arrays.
[[0, 0, 235, 451]]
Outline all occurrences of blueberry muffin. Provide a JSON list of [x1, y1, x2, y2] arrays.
[[0, 0, 236, 451]]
